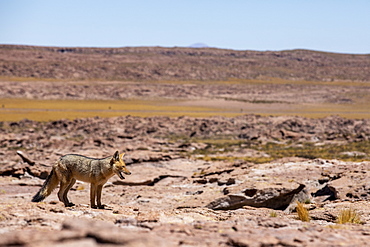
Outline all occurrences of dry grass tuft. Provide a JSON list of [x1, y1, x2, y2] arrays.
[[270, 211, 278, 217], [337, 208, 362, 224], [296, 201, 310, 222]]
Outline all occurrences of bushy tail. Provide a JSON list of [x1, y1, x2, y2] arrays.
[[32, 169, 59, 202]]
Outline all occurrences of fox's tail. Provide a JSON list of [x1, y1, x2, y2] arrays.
[[32, 169, 59, 202]]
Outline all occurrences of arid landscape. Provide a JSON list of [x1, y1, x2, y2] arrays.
[[0, 45, 370, 246]]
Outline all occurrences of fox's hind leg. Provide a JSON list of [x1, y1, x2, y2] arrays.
[[63, 178, 76, 207], [58, 178, 75, 207], [57, 180, 68, 205]]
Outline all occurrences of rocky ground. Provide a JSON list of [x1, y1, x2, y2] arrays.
[[1, 45, 370, 246], [1, 115, 370, 246], [2, 79, 369, 105]]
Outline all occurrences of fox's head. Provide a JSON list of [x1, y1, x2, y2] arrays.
[[111, 151, 131, 179]]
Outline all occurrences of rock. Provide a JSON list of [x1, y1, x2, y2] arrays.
[[16, 151, 35, 166], [217, 177, 236, 186], [0, 228, 86, 246], [63, 218, 165, 246], [340, 151, 367, 158], [27, 164, 50, 179], [311, 184, 338, 202], [193, 178, 208, 184], [206, 183, 307, 210], [0, 162, 26, 177], [284, 188, 313, 213], [328, 175, 370, 200], [126, 151, 174, 164], [227, 233, 280, 247]]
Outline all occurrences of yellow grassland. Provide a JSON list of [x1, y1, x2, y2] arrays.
[[0, 98, 370, 121], [0, 78, 369, 121], [0, 98, 238, 121], [0, 97, 369, 122]]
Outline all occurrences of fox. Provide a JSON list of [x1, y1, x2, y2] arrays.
[[32, 151, 131, 208]]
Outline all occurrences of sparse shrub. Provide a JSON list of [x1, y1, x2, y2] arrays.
[[337, 208, 362, 224], [296, 201, 310, 222], [304, 199, 312, 204], [270, 211, 278, 217]]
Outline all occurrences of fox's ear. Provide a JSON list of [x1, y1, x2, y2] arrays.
[[113, 151, 120, 161], [120, 153, 125, 159]]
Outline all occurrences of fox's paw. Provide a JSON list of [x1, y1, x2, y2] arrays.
[[65, 202, 75, 207]]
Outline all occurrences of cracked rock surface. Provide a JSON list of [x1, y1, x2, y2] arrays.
[[1, 115, 370, 246]]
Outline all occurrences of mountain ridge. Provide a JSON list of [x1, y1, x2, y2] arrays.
[[1, 44, 369, 82]]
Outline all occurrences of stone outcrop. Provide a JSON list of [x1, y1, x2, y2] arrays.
[[206, 183, 307, 210]]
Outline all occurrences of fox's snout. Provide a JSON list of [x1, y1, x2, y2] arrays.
[[119, 165, 131, 175]]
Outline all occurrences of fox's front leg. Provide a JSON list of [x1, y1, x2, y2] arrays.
[[96, 184, 104, 209], [90, 183, 97, 208]]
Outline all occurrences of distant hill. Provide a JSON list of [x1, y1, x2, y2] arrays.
[[0, 45, 369, 81]]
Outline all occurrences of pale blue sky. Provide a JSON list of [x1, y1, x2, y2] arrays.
[[1, 0, 369, 53]]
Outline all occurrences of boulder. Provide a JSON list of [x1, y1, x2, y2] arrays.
[[206, 183, 307, 210]]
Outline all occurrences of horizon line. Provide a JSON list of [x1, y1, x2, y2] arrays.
[[1, 43, 369, 55]]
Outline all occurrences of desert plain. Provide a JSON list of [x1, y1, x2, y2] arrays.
[[0, 45, 370, 246]]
